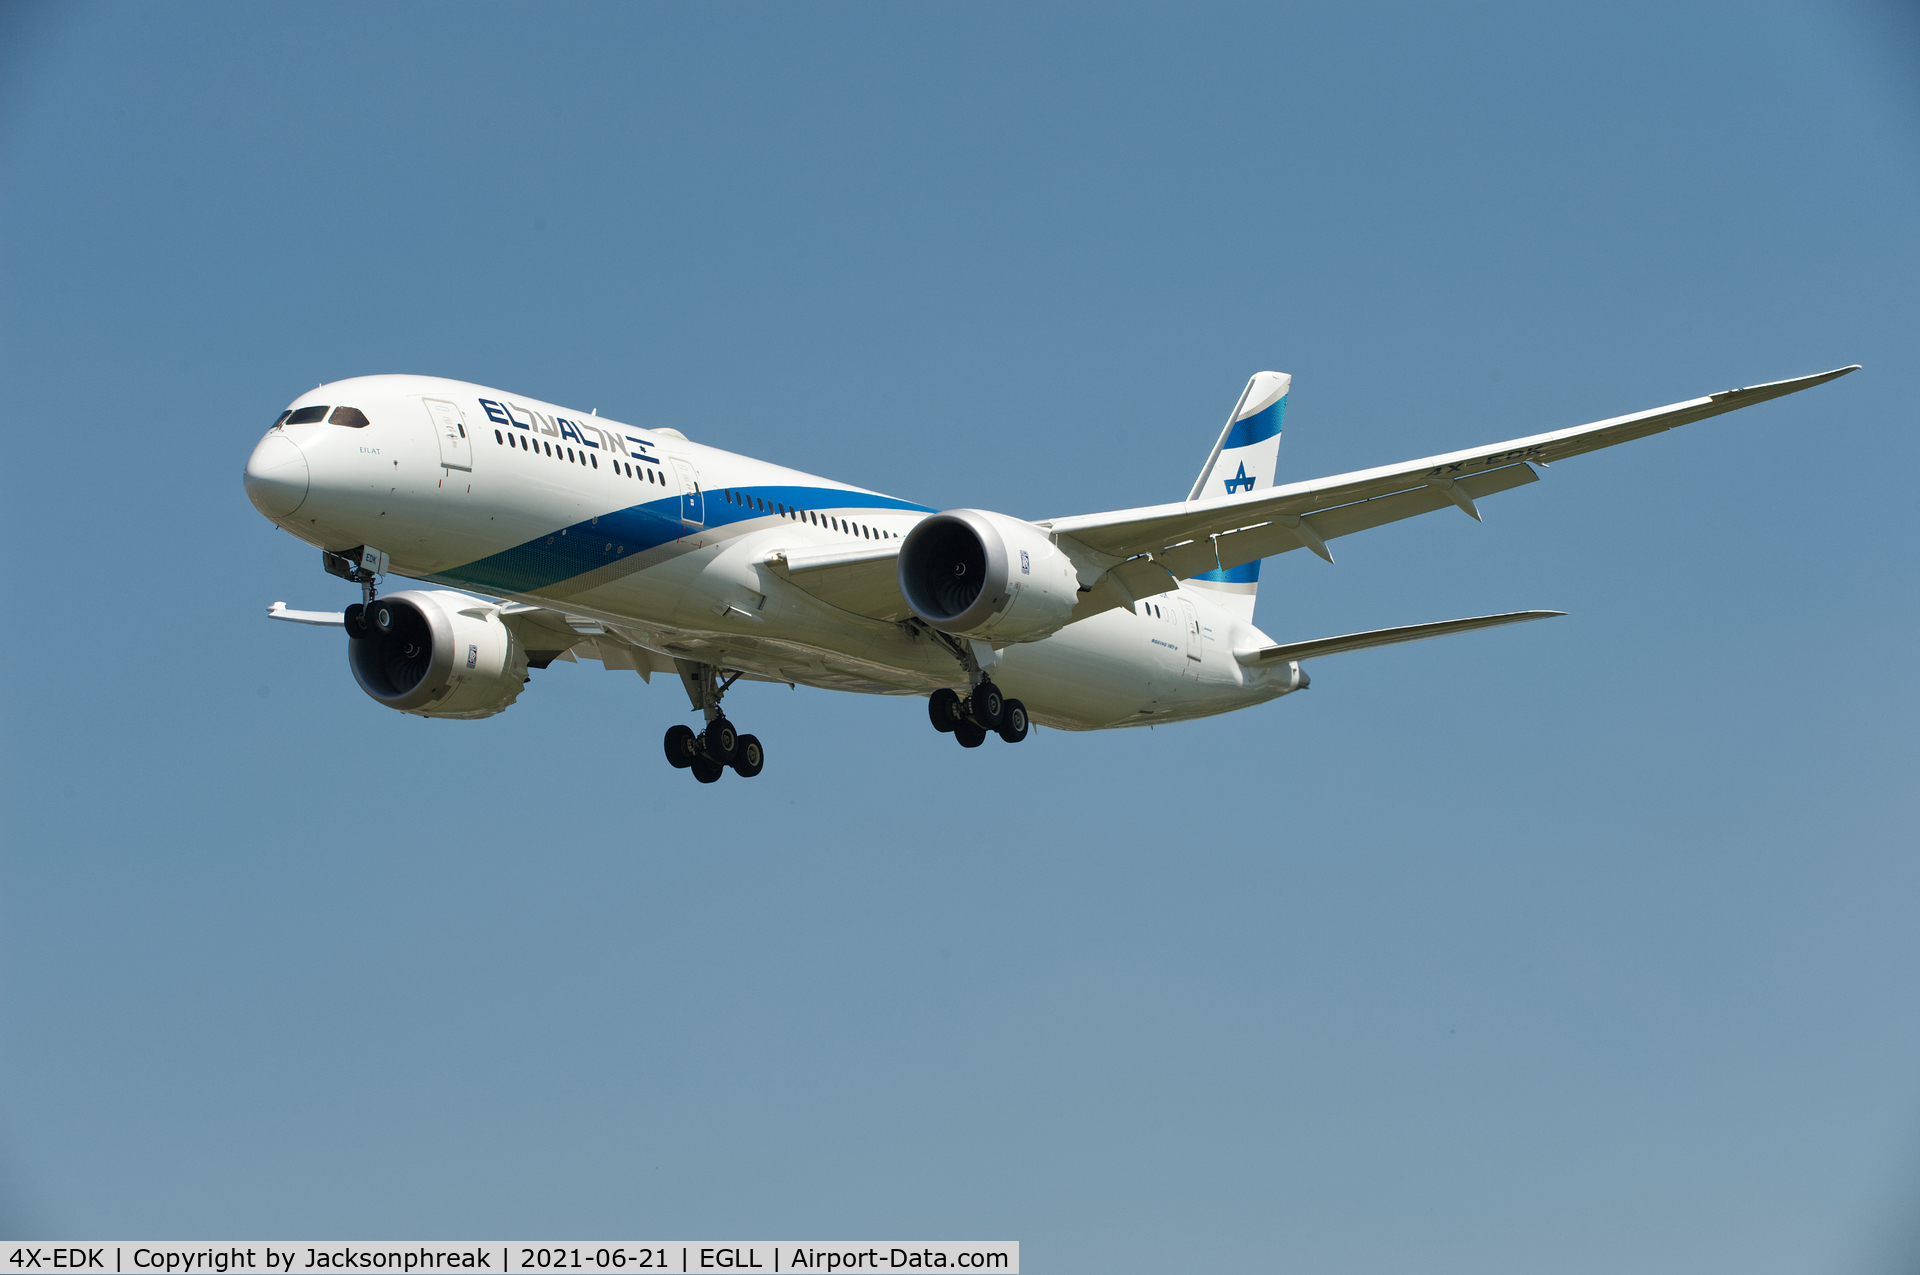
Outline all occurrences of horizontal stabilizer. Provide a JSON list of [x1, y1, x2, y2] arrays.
[[1234, 609, 1564, 666]]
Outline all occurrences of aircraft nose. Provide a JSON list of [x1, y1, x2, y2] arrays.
[[245, 433, 310, 518]]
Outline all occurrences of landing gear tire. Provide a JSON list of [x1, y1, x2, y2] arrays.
[[928, 688, 964, 734], [954, 722, 987, 748], [733, 734, 765, 778], [690, 756, 725, 783], [703, 716, 740, 766], [969, 681, 1006, 731], [663, 723, 699, 769], [998, 698, 1030, 744]]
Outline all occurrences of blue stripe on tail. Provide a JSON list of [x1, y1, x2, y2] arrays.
[[1221, 395, 1286, 450], [1193, 560, 1260, 585]]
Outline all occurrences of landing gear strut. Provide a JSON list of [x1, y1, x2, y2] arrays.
[[326, 546, 389, 640], [924, 634, 1030, 749], [664, 659, 765, 781]]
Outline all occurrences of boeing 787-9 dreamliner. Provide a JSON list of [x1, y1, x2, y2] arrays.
[[244, 363, 1856, 782]]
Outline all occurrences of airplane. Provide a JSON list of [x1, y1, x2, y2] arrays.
[[244, 363, 1857, 782]]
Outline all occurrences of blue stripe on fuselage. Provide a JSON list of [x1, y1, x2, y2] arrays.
[[429, 484, 935, 595]]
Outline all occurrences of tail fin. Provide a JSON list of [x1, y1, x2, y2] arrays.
[[1186, 371, 1289, 621]]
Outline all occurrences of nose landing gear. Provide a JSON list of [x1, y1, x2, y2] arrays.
[[327, 545, 390, 640], [664, 660, 766, 781]]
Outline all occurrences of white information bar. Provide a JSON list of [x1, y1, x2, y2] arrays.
[[0, 1247, 1017, 1275]]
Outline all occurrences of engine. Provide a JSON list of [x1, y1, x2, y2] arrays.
[[897, 509, 1080, 642], [346, 590, 528, 719]]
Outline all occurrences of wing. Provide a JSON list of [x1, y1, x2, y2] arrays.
[[764, 542, 907, 621], [1043, 366, 1857, 607], [268, 601, 344, 626], [1236, 610, 1563, 666], [496, 604, 681, 676]]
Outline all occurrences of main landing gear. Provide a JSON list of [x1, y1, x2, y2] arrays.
[[663, 660, 765, 782], [921, 629, 1030, 749], [928, 683, 1029, 747]]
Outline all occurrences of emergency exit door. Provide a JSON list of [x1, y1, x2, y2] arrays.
[[1178, 598, 1203, 665]]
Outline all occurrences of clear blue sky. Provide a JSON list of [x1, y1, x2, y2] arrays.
[[2, 3, 1916, 1271]]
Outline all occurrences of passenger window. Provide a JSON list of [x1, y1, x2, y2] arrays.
[[328, 407, 370, 428], [591, 454, 597, 468], [544, 442, 552, 456], [286, 406, 329, 425], [495, 430, 503, 444]]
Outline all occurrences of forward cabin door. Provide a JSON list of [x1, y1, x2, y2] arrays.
[[423, 399, 472, 471], [671, 456, 704, 527], [1178, 597, 1204, 672]]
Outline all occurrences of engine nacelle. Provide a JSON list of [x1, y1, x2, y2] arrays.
[[897, 509, 1080, 642], [348, 590, 528, 719]]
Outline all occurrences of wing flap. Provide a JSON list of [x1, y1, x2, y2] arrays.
[[1241, 460, 1541, 565], [1236, 609, 1565, 666], [1073, 463, 1542, 612]]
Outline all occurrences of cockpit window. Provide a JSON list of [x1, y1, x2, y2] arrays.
[[271, 409, 292, 428], [285, 406, 329, 425], [328, 406, 370, 428]]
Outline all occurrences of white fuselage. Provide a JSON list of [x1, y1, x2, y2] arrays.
[[245, 374, 1302, 730]]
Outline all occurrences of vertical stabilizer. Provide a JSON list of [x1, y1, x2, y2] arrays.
[[1186, 371, 1289, 621]]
